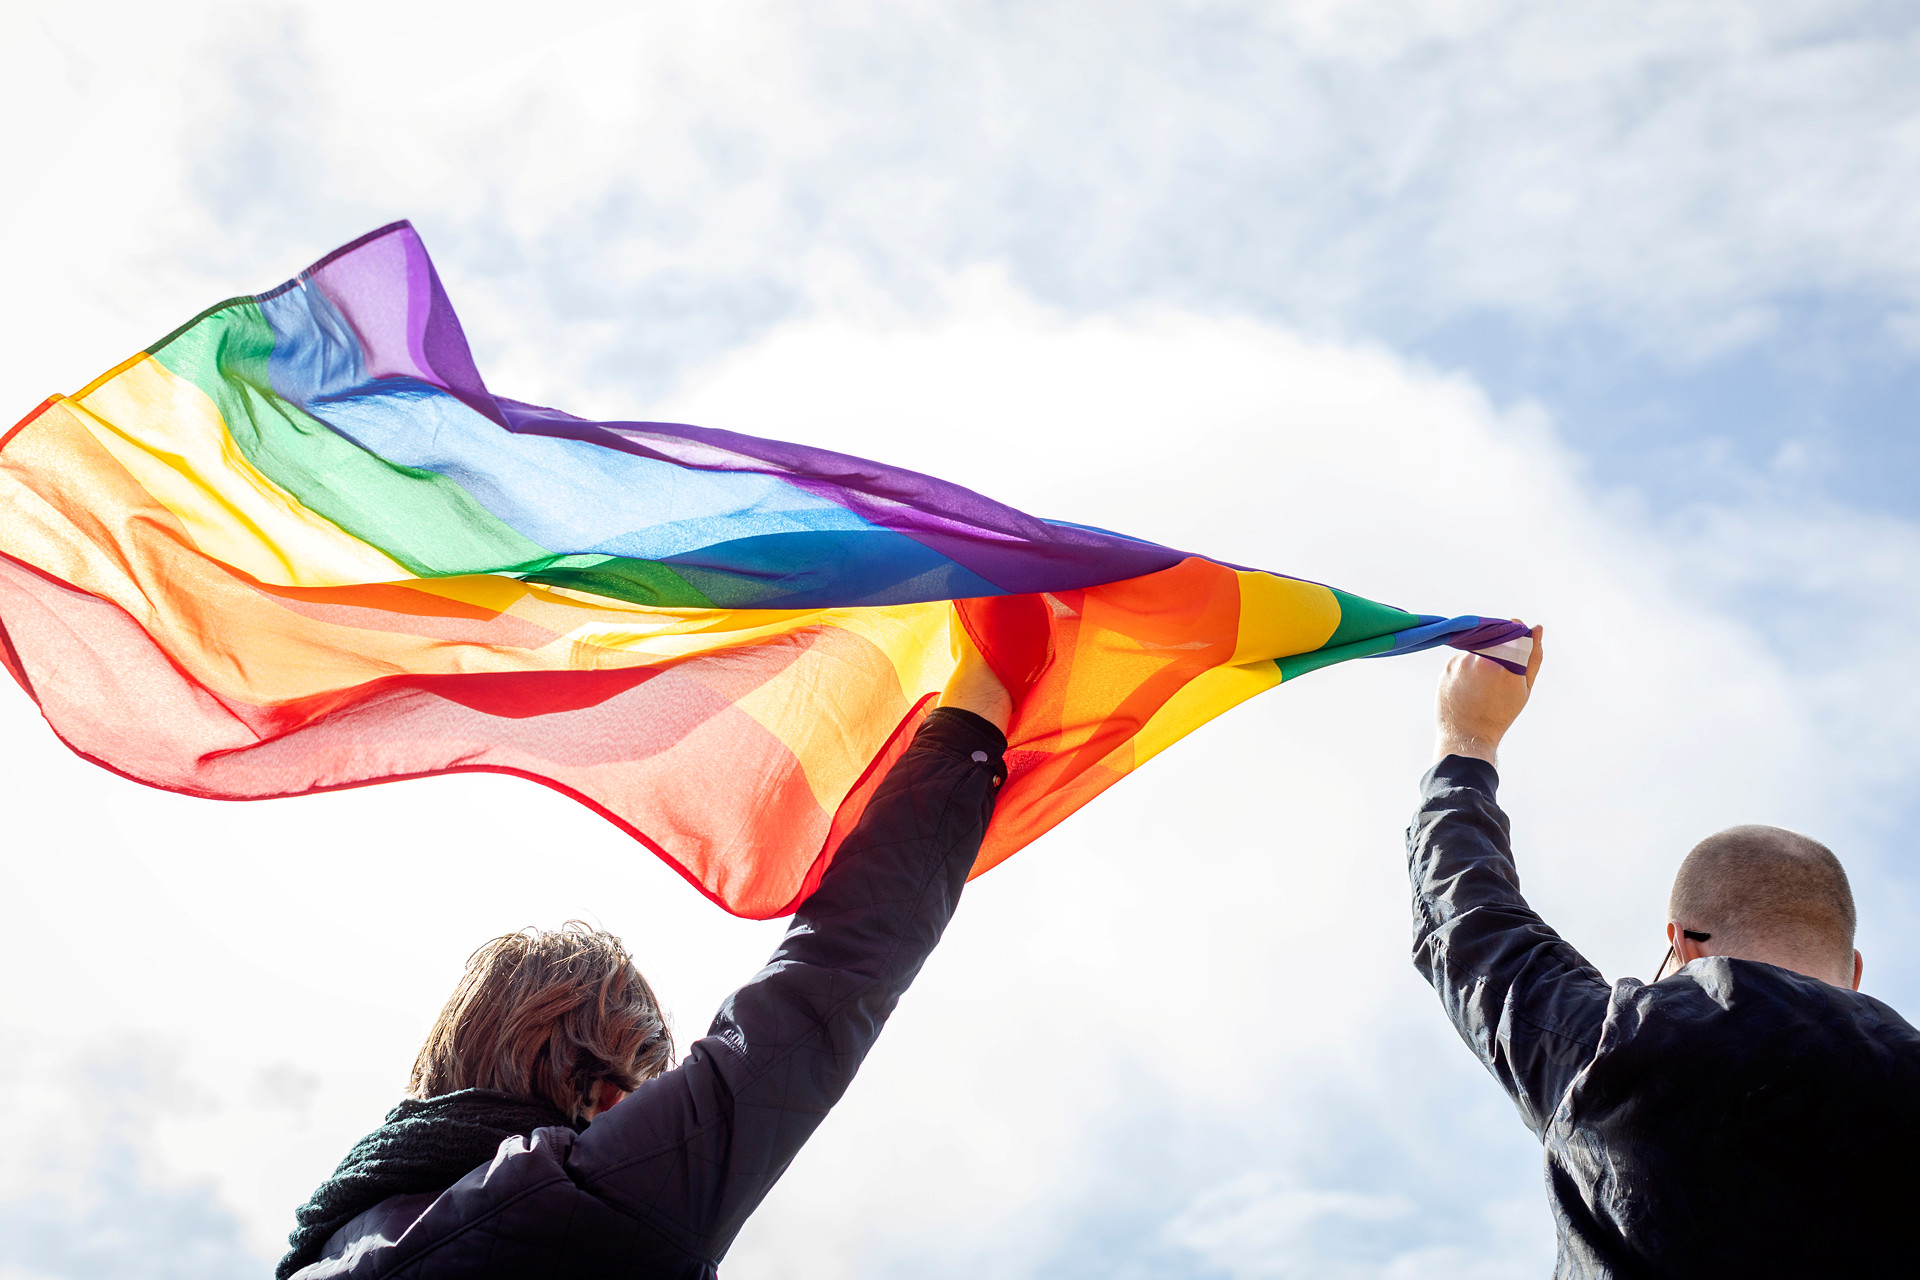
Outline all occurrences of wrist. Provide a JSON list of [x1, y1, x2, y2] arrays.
[[938, 691, 1011, 733], [938, 669, 1012, 733], [1434, 730, 1500, 765]]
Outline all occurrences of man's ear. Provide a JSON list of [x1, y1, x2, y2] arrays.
[[1671, 925, 1710, 965], [1851, 950, 1864, 992]]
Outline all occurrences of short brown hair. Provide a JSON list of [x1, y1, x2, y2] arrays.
[[1669, 825, 1856, 972], [409, 923, 674, 1122]]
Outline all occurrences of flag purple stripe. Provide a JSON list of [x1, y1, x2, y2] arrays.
[[494, 398, 1189, 594]]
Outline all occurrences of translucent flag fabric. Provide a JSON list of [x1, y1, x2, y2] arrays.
[[0, 222, 1525, 917]]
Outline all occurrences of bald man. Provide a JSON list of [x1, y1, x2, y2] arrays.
[[1409, 628, 1920, 1276]]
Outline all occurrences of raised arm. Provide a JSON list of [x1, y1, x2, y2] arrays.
[[564, 629, 1010, 1267], [1410, 627, 1612, 1137]]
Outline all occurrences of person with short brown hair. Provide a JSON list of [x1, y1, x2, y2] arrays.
[[280, 638, 1014, 1278], [1409, 627, 1920, 1275], [409, 924, 677, 1123]]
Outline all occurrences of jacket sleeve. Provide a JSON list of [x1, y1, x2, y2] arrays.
[[563, 706, 1006, 1267], [1408, 754, 1611, 1137]]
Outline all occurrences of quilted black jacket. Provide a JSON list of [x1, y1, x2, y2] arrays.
[[1410, 754, 1920, 1277], [293, 707, 1006, 1278]]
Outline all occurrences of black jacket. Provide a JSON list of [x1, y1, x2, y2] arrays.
[[1410, 755, 1920, 1277], [293, 707, 1006, 1278]]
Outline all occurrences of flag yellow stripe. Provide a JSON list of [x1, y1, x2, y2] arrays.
[[69, 357, 414, 587]]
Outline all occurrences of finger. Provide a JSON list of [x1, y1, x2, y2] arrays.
[[1525, 623, 1544, 687]]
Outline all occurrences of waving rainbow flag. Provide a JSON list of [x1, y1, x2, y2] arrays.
[[0, 222, 1523, 917]]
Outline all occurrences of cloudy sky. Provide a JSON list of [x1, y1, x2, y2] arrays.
[[3, 1, 1918, 1276]]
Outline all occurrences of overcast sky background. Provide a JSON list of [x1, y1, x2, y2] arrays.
[[2, 2, 1918, 1276]]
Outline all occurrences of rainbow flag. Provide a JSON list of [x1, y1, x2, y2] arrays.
[[0, 222, 1525, 918]]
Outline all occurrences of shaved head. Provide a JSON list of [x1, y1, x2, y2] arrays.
[[1669, 825, 1856, 979]]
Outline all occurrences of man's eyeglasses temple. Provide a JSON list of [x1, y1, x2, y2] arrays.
[[1652, 929, 1712, 982]]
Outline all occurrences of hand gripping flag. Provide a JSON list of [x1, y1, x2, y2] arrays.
[[0, 222, 1527, 918]]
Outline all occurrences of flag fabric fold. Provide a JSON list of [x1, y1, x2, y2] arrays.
[[0, 222, 1525, 918]]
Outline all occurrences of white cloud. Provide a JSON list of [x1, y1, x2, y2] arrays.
[[7, 0, 1920, 420], [1160, 1174, 1541, 1280], [0, 1036, 259, 1279]]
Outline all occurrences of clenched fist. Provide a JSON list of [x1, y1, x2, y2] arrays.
[[1433, 623, 1544, 765]]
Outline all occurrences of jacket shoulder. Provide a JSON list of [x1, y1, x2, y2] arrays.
[[1545, 963, 1920, 1271], [294, 1126, 706, 1279]]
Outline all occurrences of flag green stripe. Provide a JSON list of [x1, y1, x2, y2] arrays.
[[1275, 633, 1396, 682], [148, 305, 720, 607], [1323, 588, 1422, 649]]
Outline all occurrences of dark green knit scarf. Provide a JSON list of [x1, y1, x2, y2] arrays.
[[277, 1088, 582, 1278]]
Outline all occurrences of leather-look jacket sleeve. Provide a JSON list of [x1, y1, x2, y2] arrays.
[[1408, 755, 1611, 1137], [561, 706, 1006, 1268]]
